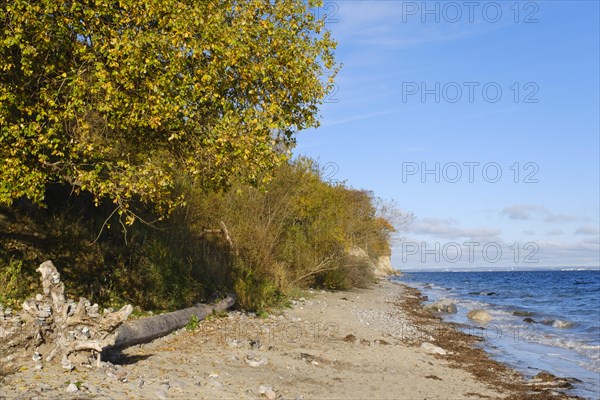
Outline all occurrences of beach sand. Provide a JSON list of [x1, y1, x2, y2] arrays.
[[0, 280, 579, 399]]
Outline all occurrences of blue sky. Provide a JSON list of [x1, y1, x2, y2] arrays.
[[295, 1, 600, 270]]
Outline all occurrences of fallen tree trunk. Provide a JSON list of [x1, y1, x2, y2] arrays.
[[108, 295, 235, 350]]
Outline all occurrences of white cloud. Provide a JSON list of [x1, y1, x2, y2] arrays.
[[392, 237, 600, 269], [409, 217, 502, 240], [502, 204, 544, 220], [545, 213, 578, 223], [575, 225, 600, 235], [534, 239, 600, 265], [501, 204, 576, 222], [582, 237, 600, 245]]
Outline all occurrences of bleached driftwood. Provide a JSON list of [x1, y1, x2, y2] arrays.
[[108, 295, 235, 350], [1, 260, 132, 370]]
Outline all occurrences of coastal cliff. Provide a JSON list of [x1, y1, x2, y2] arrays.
[[348, 246, 399, 278]]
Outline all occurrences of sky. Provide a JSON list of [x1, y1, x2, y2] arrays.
[[294, 0, 600, 271]]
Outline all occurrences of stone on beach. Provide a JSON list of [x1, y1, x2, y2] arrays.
[[420, 342, 447, 355], [425, 299, 457, 314], [467, 309, 492, 323], [258, 385, 277, 399], [245, 353, 269, 367], [65, 383, 79, 393]]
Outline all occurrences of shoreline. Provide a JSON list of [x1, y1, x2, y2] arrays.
[[0, 280, 584, 399], [392, 281, 584, 400]]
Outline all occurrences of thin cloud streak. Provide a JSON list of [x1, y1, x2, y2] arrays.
[[321, 109, 399, 127], [502, 205, 577, 222]]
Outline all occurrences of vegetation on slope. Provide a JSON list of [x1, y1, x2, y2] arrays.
[[0, 1, 408, 312], [0, 158, 406, 312]]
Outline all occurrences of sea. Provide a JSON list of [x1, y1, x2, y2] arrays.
[[394, 270, 600, 399]]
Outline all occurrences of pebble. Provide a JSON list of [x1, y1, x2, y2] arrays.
[[83, 382, 98, 395], [208, 380, 223, 389], [420, 342, 447, 355], [170, 380, 187, 390], [114, 368, 128, 381], [245, 355, 269, 367], [258, 385, 277, 399], [37, 384, 52, 392], [62, 361, 75, 371], [65, 383, 79, 393]]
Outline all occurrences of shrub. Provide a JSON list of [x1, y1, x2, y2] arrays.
[[0, 158, 408, 312]]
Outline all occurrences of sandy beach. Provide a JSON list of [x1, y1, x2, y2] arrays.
[[0, 280, 580, 399]]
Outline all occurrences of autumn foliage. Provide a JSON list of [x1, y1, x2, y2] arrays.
[[1, 0, 336, 220]]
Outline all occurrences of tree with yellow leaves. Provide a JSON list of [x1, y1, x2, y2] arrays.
[[0, 0, 337, 222]]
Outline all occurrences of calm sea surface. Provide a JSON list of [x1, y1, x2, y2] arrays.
[[394, 270, 600, 399]]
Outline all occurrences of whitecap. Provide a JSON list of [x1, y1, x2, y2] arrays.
[[553, 320, 577, 329]]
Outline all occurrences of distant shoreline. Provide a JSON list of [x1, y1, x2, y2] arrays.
[[399, 267, 600, 273]]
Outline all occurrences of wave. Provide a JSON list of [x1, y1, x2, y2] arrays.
[[560, 268, 599, 271], [553, 320, 578, 329], [453, 298, 492, 310], [540, 319, 577, 329], [536, 338, 600, 372]]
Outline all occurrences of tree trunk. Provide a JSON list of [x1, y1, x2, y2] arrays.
[[107, 295, 235, 350]]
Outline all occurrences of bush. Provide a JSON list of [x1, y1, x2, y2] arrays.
[[184, 157, 403, 307], [0, 258, 26, 308], [0, 157, 407, 312]]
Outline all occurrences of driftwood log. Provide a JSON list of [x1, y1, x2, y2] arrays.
[[108, 295, 235, 351], [0, 260, 234, 372]]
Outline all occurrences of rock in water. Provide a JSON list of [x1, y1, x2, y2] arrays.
[[425, 299, 457, 314], [467, 309, 492, 323]]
